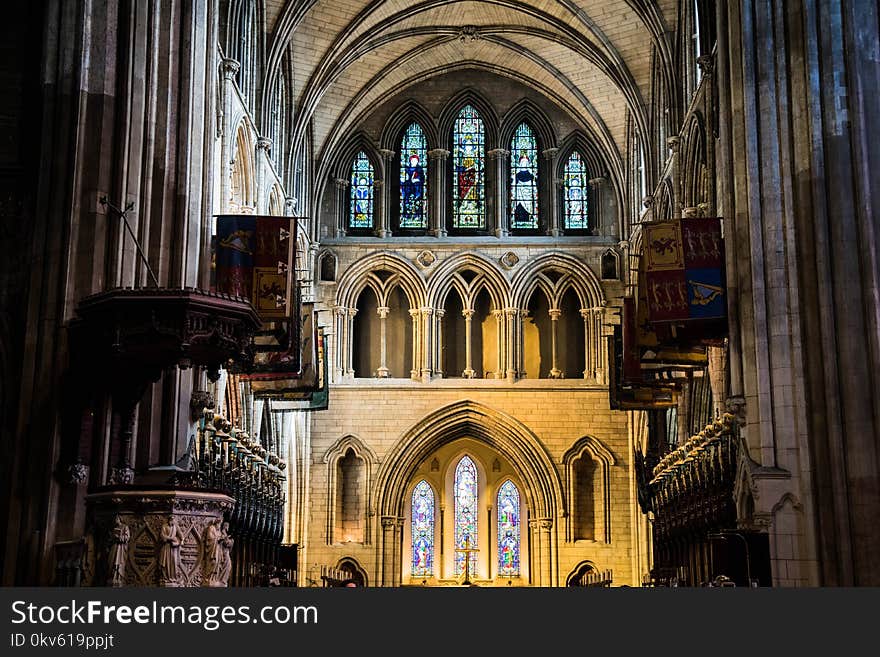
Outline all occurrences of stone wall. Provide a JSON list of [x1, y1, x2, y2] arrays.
[[304, 384, 640, 586]]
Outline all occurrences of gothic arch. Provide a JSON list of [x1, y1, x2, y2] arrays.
[[376, 399, 563, 521], [331, 131, 384, 182], [681, 113, 707, 208], [511, 253, 605, 310], [427, 252, 510, 311], [438, 88, 500, 148], [555, 131, 610, 185], [380, 99, 439, 151], [335, 251, 427, 310], [562, 435, 616, 544], [335, 557, 369, 586], [323, 434, 379, 546], [499, 99, 556, 152], [566, 559, 599, 586], [230, 119, 257, 211]]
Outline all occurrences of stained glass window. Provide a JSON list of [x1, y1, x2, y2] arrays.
[[454, 455, 478, 576], [349, 151, 374, 229], [452, 105, 485, 229], [411, 480, 435, 577], [497, 480, 520, 577], [563, 150, 589, 230], [509, 122, 538, 230], [399, 123, 428, 229]]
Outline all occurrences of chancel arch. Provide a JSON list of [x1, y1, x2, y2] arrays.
[[375, 400, 563, 587]]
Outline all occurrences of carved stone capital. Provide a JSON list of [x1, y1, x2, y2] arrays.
[[334, 178, 350, 189], [376, 306, 390, 319], [487, 148, 510, 160], [378, 148, 395, 159], [588, 176, 607, 188], [256, 137, 273, 152], [221, 58, 241, 80], [461, 308, 475, 319], [548, 308, 562, 320], [666, 136, 680, 152], [427, 148, 450, 160], [541, 147, 559, 160]]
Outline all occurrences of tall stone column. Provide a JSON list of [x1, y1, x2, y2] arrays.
[[334, 178, 349, 237], [381, 517, 396, 587], [488, 148, 510, 237], [548, 308, 563, 378], [542, 148, 560, 236], [462, 308, 476, 378], [492, 309, 505, 379], [220, 58, 241, 215], [505, 308, 519, 382], [378, 148, 395, 237], [427, 149, 449, 237], [529, 518, 554, 586], [580, 308, 593, 379], [552, 180, 565, 236], [715, 0, 880, 585], [420, 307, 434, 380], [589, 176, 606, 235], [345, 307, 358, 378], [376, 306, 390, 377], [372, 179, 386, 237], [333, 307, 347, 381], [409, 308, 421, 380], [7, 0, 221, 584], [435, 309, 446, 377], [256, 137, 273, 213], [393, 518, 405, 587]]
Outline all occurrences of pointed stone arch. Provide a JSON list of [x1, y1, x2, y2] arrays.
[[374, 399, 563, 586], [438, 88, 500, 148], [380, 99, 439, 151], [323, 434, 379, 547], [499, 98, 556, 152], [427, 252, 510, 311], [562, 435, 616, 544], [335, 251, 427, 311], [511, 252, 605, 311]]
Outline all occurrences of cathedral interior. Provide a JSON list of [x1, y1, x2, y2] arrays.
[[0, 0, 878, 588]]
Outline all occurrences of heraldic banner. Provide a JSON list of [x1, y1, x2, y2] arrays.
[[643, 217, 726, 324], [214, 215, 296, 322]]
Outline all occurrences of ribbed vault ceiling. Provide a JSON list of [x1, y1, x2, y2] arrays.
[[262, 0, 678, 173]]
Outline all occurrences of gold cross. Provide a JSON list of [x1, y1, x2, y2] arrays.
[[455, 534, 479, 585]]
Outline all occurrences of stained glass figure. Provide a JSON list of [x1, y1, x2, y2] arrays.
[[399, 123, 428, 229], [497, 479, 520, 577], [563, 150, 589, 230], [349, 151, 374, 229], [411, 480, 434, 577], [452, 105, 485, 229], [509, 122, 538, 229], [454, 455, 478, 576]]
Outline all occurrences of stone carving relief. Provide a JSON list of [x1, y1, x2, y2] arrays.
[[499, 252, 520, 269], [415, 250, 436, 269]]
